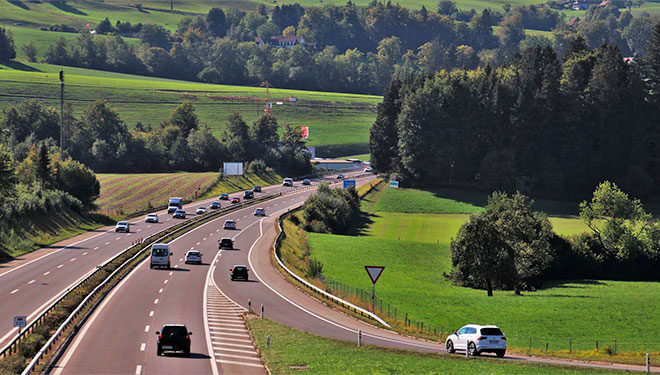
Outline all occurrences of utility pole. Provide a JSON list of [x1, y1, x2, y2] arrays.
[[59, 70, 64, 154], [171, 0, 173, 10]]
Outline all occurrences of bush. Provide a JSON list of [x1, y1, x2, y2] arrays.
[[19, 333, 45, 358], [0, 353, 27, 375], [247, 159, 268, 175], [306, 258, 324, 278]]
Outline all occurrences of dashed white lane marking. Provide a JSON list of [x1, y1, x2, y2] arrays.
[[137, 229, 142, 232], [140, 343, 146, 351], [147, 225, 152, 228], [208, 233, 213, 237], [144, 325, 150, 332], [43, 271, 50, 275], [57, 264, 63, 268], [115, 237, 121, 240], [93, 246, 99, 250], [163, 280, 168, 284], [203, 238, 207, 241], [154, 299, 159, 304], [149, 311, 154, 317], [196, 242, 201, 246], [216, 229, 219, 232], [82, 252, 88, 255], [179, 258, 183, 262], [10, 289, 19, 294], [174, 265, 178, 268], [104, 242, 110, 245], [28, 280, 35, 284], [70, 258, 76, 262], [135, 365, 142, 375], [158, 288, 163, 293], [169, 272, 173, 276]]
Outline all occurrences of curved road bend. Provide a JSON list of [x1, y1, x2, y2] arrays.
[[0, 170, 360, 351]]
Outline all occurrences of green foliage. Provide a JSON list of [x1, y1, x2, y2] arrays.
[[306, 258, 324, 278], [166, 101, 199, 137], [303, 183, 361, 234], [0, 144, 17, 197], [450, 191, 553, 294], [371, 188, 483, 214], [21, 41, 37, 62], [0, 26, 16, 62], [56, 157, 101, 209]]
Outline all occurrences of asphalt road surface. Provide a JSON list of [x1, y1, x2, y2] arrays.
[[0, 170, 362, 351]]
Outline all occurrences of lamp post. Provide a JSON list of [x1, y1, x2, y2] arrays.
[[59, 70, 64, 154]]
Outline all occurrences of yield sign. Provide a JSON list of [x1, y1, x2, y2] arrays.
[[364, 266, 385, 284]]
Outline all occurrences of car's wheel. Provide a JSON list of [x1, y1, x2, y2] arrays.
[[150, 264, 153, 269], [167, 263, 170, 269], [496, 350, 506, 358], [157, 346, 162, 356], [446, 340, 455, 354], [184, 347, 190, 357], [468, 342, 479, 356]]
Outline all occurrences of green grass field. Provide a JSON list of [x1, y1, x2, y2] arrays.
[[0, 65, 378, 156], [247, 317, 633, 374], [286, 182, 658, 357], [95, 171, 280, 217]]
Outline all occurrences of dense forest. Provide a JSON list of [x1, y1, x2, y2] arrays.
[[369, 24, 660, 200], [2, 1, 658, 95]]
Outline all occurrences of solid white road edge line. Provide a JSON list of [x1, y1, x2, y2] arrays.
[[52, 255, 150, 375], [248, 201, 444, 352], [0, 229, 109, 279], [203, 242, 223, 375]]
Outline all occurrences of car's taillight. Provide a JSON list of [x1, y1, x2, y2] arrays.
[[477, 336, 486, 341], [158, 334, 163, 339], [186, 335, 190, 340], [501, 336, 506, 340]]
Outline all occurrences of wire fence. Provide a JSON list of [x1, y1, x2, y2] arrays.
[[322, 277, 660, 354]]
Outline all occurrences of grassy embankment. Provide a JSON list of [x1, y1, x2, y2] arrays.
[[0, 65, 378, 157], [0, 208, 110, 263], [279, 182, 659, 364], [246, 317, 635, 374], [95, 171, 281, 218]]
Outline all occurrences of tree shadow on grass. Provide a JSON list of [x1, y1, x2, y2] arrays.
[[545, 280, 606, 288], [51, 0, 87, 15], [7, 0, 29, 10], [2, 60, 41, 72], [345, 212, 377, 236]]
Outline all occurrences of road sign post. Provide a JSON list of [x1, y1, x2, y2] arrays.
[[14, 316, 26, 353], [364, 266, 385, 313]]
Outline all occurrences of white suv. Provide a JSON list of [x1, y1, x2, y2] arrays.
[[445, 324, 506, 357]]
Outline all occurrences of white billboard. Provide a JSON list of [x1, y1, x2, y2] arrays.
[[223, 162, 244, 176]]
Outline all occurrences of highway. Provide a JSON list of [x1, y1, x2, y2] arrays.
[[0, 171, 358, 352]]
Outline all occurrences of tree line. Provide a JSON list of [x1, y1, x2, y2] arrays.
[[1, 2, 657, 95], [1, 99, 313, 176], [450, 183, 660, 296], [370, 25, 660, 200]]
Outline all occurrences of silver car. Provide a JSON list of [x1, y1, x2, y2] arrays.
[[223, 220, 236, 230], [115, 221, 130, 232], [185, 250, 202, 264], [145, 213, 159, 223]]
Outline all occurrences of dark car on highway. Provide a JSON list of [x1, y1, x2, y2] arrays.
[[252, 185, 261, 192], [243, 190, 254, 199], [210, 201, 221, 209], [156, 324, 191, 356], [230, 265, 249, 281], [218, 237, 233, 250], [219, 193, 229, 200]]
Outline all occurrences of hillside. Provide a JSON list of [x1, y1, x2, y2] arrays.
[[0, 64, 378, 157]]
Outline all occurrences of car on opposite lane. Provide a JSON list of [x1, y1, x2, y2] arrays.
[[219, 193, 229, 200], [230, 265, 249, 281], [145, 213, 159, 223], [115, 221, 130, 233], [445, 324, 507, 357], [231, 197, 240, 204], [156, 324, 191, 356], [252, 185, 261, 192], [210, 201, 221, 209], [302, 179, 311, 185], [185, 249, 202, 264], [243, 190, 254, 199], [364, 167, 373, 173], [196, 207, 207, 215], [283, 177, 293, 186], [254, 208, 265, 216], [223, 220, 236, 230], [336, 173, 345, 179], [173, 209, 186, 219]]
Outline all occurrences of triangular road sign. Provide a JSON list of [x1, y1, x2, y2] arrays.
[[364, 266, 385, 284]]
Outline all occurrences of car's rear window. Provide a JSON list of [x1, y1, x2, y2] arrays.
[[152, 248, 168, 256], [234, 267, 246, 271], [162, 326, 187, 336], [480, 328, 504, 336], [188, 252, 199, 256], [118, 222, 127, 225]]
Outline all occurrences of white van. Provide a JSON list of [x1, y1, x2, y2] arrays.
[[150, 243, 172, 269]]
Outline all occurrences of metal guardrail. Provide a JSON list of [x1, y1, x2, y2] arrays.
[[272, 193, 390, 328], [8, 193, 279, 374]]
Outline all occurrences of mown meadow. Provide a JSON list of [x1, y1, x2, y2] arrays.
[[298, 183, 660, 358], [0, 65, 378, 157], [247, 317, 637, 374]]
